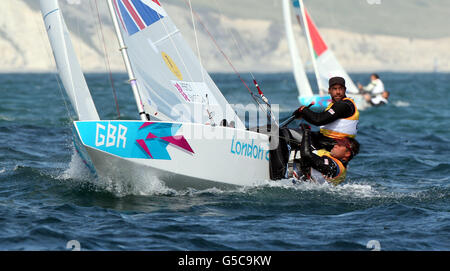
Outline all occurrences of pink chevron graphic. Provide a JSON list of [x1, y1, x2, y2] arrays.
[[139, 122, 155, 129], [136, 139, 153, 158], [146, 132, 158, 139], [136, 123, 195, 159], [160, 135, 194, 153]]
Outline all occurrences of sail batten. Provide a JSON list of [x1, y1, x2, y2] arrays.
[[110, 0, 244, 128], [153, 29, 181, 45]]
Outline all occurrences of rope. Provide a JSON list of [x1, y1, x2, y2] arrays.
[[212, 0, 256, 80], [188, 0, 205, 83], [93, 0, 121, 118], [181, 2, 263, 103], [181, 0, 278, 127]]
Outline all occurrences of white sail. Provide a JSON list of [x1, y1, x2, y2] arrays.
[[40, 0, 100, 120], [109, 0, 244, 128], [292, 0, 359, 95], [282, 0, 314, 97]]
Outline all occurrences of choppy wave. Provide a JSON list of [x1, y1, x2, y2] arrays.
[[53, 155, 449, 211], [393, 100, 410, 107], [1, 72, 449, 250], [0, 114, 14, 121], [58, 149, 177, 197]]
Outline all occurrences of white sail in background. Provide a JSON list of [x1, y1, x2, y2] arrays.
[[110, 0, 244, 128], [40, 0, 99, 120], [282, 0, 314, 97], [292, 0, 359, 95]]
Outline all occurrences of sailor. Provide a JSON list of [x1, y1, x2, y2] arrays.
[[365, 90, 389, 107], [296, 125, 359, 185], [358, 73, 386, 104], [291, 76, 359, 151]]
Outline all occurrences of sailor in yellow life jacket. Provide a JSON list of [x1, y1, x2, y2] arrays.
[[296, 125, 360, 185], [292, 76, 359, 151]]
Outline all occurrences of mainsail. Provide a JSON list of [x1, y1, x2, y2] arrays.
[[109, 0, 244, 128], [292, 0, 360, 95], [40, 0, 99, 120], [282, 0, 313, 98]]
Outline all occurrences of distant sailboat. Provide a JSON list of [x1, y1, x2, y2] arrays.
[[287, 0, 370, 110], [283, 0, 330, 111], [40, 0, 274, 189]]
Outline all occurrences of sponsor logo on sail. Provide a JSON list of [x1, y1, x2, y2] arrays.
[[162, 51, 183, 80]]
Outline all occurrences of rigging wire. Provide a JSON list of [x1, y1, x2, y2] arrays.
[[188, 0, 205, 83], [92, 0, 121, 118], [181, 0, 277, 126], [211, 0, 272, 112], [212, 0, 256, 80], [187, 0, 215, 125]]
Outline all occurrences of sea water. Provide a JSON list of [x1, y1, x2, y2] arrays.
[[0, 72, 448, 250]]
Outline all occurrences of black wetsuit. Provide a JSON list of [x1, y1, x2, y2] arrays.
[[299, 128, 346, 180], [269, 98, 355, 180], [300, 98, 356, 151], [301, 98, 356, 125]]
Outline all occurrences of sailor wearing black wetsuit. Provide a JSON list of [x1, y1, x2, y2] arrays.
[[293, 76, 359, 151], [298, 125, 359, 185], [269, 77, 359, 180]]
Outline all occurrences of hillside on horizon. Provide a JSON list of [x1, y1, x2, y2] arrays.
[[0, 0, 449, 73], [164, 0, 450, 39]]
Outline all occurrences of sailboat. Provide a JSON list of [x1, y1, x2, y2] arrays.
[[40, 0, 276, 190], [282, 0, 330, 111], [285, 0, 370, 110]]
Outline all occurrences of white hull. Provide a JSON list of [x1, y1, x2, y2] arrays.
[[73, 120, 271, 190]]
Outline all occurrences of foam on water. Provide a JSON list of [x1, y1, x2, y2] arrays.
[[394, 100, 410, 107], [58, 148, 177, 197], [0, 115, 14, 121], [53, 146, 448, 209], [56, 148, 442, 203], [95, 174, 177, 197], [1, 72, 450, 250], [59, 150, 93, 182]]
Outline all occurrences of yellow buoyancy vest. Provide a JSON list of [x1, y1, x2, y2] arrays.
[[311, 149, 347, 185], [320, 97, 359, 139]]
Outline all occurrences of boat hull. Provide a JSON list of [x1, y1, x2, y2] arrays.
[[73, 120, 271, 190]]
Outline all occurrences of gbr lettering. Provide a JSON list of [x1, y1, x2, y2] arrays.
[[95, 123, 127, 148]]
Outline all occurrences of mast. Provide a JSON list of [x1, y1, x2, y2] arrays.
[[106, 0, 147, 121], [298, 0, 325, 96], [282, 0, 313, 98]]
